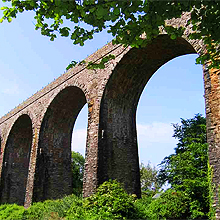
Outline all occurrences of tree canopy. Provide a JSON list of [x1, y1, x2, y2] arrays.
[[71, 151, 85, 196], [158, 114, 211, 219], [1, 0, 219, 70], [139, 162, 162, 196]]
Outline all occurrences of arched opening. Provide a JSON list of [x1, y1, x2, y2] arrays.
[[71, 104, 88, 157], [33, 86, 87, 202], [0, 114, 32, 205], [98, 35, 197, 197], [137, 54, 204, 166], [71, 104, 88, 195]]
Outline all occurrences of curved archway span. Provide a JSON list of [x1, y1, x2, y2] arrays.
[[0, 114, 32, 205], [98, 35, 197, 197], [33, 86, 87, 202]]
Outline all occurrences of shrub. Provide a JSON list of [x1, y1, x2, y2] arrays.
[[67, 179, 139, 219], [62, 195, 84, 220], [140, 189, 190, 219], [134, 194, 154, 219], [0, 204, 25, 220], [23, 200, 58, 220], [23, 194, 81, 220]]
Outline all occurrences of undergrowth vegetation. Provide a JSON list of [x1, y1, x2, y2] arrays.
[[0, 179, 213, 220], [0, 115, 213, 219]]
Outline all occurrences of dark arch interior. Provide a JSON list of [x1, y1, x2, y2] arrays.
[[33, 86, 87, 202], [0, 114, 32, 205], [98, 35, 196, 197]]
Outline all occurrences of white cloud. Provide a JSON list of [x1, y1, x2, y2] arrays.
[[137, 122, 177, 166], [137, 122, 176, 144], [71, 128, 87, 157]]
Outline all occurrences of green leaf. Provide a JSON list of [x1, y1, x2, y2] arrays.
[[7, 17, 12, 23], [0, 6, 8, 10], [170, 34, 176, 40], [113, 8, 120, 16], [96, 7, 107, 19]]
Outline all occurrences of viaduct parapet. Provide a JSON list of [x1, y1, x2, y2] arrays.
[[0, 13, 220, 217]]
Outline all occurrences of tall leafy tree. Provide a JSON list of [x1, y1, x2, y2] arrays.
[[158, 114, 210, 219], [0, 0, 219, 69], [71, 151, 85, 196], [140, 162, 162, 196]]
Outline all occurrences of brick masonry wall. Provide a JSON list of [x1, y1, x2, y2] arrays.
[[204, 65, 220, 219], [0, 13, 219, 218], [0, 42, 127, 207]]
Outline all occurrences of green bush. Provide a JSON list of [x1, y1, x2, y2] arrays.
[[23, 194, 81, 220], [137, 189, 190, 220], [0, 179, 212, 219], [62, 195, 84, 220], [54, 194, 82, 218], [67, 179, 139, 219], [134, 194, 154, 219], [0, 204, 25, 220]]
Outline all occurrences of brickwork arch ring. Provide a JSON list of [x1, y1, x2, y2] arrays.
[[3, 110, 35, 146]]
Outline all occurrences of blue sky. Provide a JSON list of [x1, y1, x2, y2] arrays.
[[0, 6, 205, 167]]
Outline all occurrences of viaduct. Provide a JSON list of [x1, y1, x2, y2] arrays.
[[0, 13, 220, 216]]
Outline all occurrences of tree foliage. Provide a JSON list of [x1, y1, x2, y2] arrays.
[[71, 151, 85, 196], [172, 114, 207, 152], [82, 179, 138, 219], [1, 0, 219, 70], [158, 114, 210, 219], [139, 162, 161, 196], [140, 189, 191, 220]]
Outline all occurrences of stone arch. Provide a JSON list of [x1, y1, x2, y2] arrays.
[[33, 86, 87, 202], [0, 114, 32, 205], [2, 111, 35, 152], [98, 35, 197, 197]]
